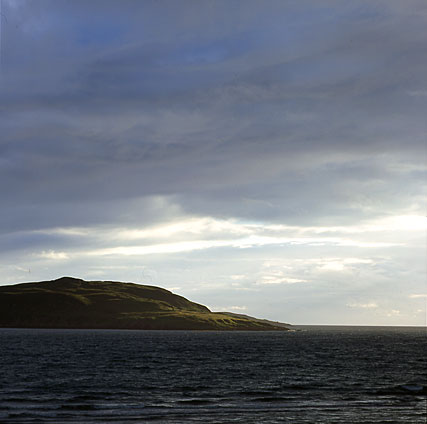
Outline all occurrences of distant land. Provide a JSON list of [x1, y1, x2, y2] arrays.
[[0, 277, 290, 331]]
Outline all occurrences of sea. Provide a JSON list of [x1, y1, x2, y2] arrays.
[[0, 326, 426, 423]]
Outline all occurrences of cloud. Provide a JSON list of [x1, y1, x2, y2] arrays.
[[258, 276, 308, 285], [347, 302, 378, 309], [37, 250, 69, 260], [230, 274, 247, 281], [211, 305, 247, 312], [407, 90, 427, 97], [18, 215, 411, 259]]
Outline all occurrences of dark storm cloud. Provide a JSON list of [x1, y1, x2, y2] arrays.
[[1, 0, 426, 234]]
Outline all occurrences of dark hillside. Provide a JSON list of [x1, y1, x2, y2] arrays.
[[0, 277, 289, 331]]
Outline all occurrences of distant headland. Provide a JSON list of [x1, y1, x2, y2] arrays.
[[0, 277, 290, 331]]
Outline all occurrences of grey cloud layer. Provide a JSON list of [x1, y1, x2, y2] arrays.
[[1, 2, 426, 244]]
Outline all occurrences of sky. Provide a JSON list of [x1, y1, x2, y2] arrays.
[[0, 0, 426, 325]]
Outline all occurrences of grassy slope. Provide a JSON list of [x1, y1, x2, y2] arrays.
[[222, 312, 292, 329], [0, 277, 289, 331]]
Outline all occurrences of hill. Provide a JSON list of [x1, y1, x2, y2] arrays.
[[0, 277, 290, 331]]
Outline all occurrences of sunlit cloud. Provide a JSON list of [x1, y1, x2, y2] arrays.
[[211, 305, 247, 312], [30, 214, 425, 247], [379, 215, 427, 231], [84, 235, 398, 257], [347, 302, 378, 309], [317, 258, 374, 272], [88, 240, 234, 256], [57, 215, 404, 258], [230, 274, 247, 281], [116, 217, 253, 240], [319, 262, 346, 272], [34, 227, 89, 237], [38, 250, 69, 260], [258, 276, 308, 285]]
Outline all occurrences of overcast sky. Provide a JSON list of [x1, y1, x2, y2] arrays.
[[1, 0, 426, 325]]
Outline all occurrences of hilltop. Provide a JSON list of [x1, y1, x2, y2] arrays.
[[0, 277, 290, 331]]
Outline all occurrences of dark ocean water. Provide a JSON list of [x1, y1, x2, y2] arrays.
[[0, 326, 426, 423]]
